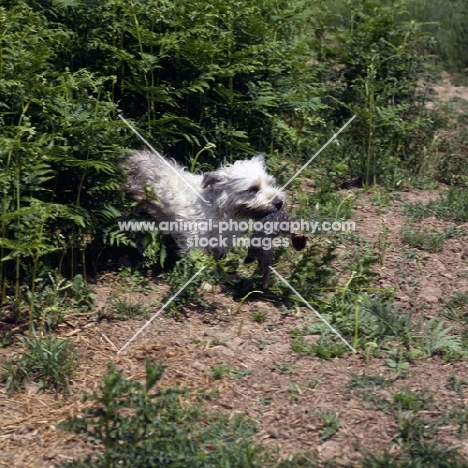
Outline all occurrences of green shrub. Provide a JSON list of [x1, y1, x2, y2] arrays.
[[317, 0, 436, 187], [0, 2, 126, 320], [0, 0, 448, 319], [409, 0, 468, 71], [0, 0, 327, 319]]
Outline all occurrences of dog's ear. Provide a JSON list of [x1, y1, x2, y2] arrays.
[[252, 154, 266, 168], [202, 171, 223, 188]]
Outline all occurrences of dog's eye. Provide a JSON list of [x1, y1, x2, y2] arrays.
[[247, 186, 260, 194]]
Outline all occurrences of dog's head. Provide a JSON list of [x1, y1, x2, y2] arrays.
[[202, 155, 285, 219]]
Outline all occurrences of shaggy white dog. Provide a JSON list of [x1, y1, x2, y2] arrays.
[[122, 150, 285, 258]]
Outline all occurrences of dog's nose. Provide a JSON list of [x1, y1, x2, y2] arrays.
[[274, 199, 283, 210]]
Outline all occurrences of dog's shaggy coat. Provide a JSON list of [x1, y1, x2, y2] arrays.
[[122, 150, 285, 258]]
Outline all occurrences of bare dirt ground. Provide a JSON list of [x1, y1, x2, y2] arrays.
[[427, 71, 468, 109], [1, 75, 468, 467]]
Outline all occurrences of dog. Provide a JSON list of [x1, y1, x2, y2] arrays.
[[121, 150, 285, 258]]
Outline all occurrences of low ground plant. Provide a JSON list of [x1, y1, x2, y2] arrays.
[[161, 250, 218, 314], [206, 363, 233, 380], [308, 409, 341, 441], [58, 359, 318, 467], [1, 336, 77, 392], [109, 299, 150, 320], [252, 310, 268, 323], [400, 226, 446, 252], [403, 188, 468, 222]]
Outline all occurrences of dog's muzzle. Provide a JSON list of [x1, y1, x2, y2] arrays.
[[273, 198, 284, 210]]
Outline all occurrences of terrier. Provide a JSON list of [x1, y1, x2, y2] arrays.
[[121, 150, 285, 258]]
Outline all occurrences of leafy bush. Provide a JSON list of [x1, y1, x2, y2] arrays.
[[0, 0, 326, 319], [317, 0, 436, 187], [0, 2, 126, 319], [0, 0, 448, 320], [434, 127, 468, 187], [409, 0, 468, 71]]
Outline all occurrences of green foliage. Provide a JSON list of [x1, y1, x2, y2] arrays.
[[403, 188, 468, 222], [291, 336, 347, 359], [109, 299, 150, 320], [442, 291, 468, 337], [283, 237, 338, 300], [28, 272, 95, 331], [207, 362, 232, 380], [272, 362, 294, 375], [345, 373, 390, 390], [0, 0, 458, 322], [1, 0, 328, 320], [434, 126, 468, 187], [390, 388, 433, 412], [444, 291, 468, 314], [47, 0, 324, 161], [412, 316, 465, 359], [309, 409, 341, 441], [291, 292, 465, 364], [252, 310, 268, 323], [339, 233, 381, 288], [0, 332, 12, 348], [361, 435, 467, 468], [317, 0, 435, 187], [58, 359, 299, 467], [364, 300, 465, 359], [162, 250, 218, 313], [0, 1, 126, 321], [363, 299, 411, 345], [400, 226, 445, 252], [409, 0, 468, 71], [294, 189, 355, 222], [445, 375, 468, 436], [359, 386, 466, 467], [1, 336, 77, 392], [206, 361, 251, 380], [71, 274, 96, 311]]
